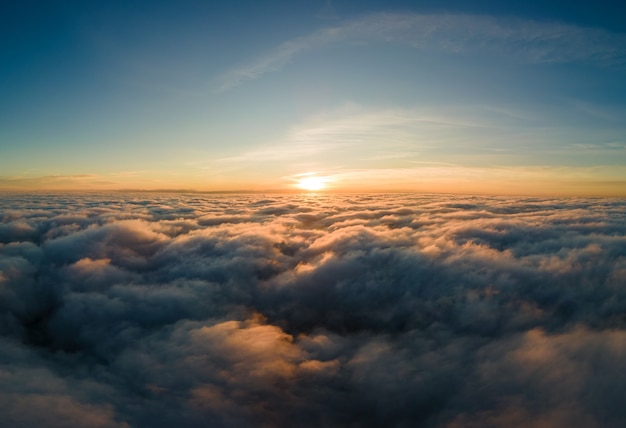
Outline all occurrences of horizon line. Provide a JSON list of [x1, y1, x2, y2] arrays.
[[1, 188, 624, 199]]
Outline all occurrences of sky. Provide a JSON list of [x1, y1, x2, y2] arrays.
[[1, 0, 626, 195]]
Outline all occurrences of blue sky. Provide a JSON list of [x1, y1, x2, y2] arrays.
[[1, 0, 625, 194]]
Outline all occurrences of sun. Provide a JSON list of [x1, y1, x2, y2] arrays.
[[296, 176, 327, 191]]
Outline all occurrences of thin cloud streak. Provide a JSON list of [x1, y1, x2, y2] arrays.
[[215, 12, 626, 91], [209, 104, 626, 189], [214, 106, 494, 165], [288, 165, 626, 195]]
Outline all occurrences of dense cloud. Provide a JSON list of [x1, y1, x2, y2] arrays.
[[1, 192, 626, 427]]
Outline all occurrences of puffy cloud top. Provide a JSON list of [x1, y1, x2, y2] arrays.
[[1, 192, 625, 427]]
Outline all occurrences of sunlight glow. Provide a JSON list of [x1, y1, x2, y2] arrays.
[[296, 176, 327, 191]]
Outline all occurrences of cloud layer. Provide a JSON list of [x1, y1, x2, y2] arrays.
[[1, 192, 626, 427]]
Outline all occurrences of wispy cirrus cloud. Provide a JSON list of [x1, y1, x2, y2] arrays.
[[289, 165, 626, 195], [215, 12, 626, 91], [213, 105, 493, 166], [212, 102, 626, 177], [0, 174, 116, 190]]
